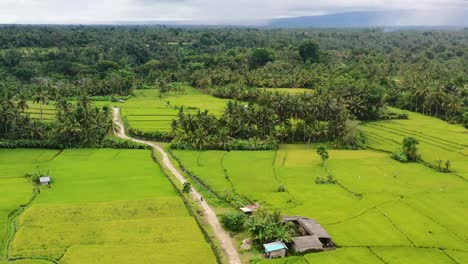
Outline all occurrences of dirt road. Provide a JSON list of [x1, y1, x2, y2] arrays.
[[113, 108, 241, 264]]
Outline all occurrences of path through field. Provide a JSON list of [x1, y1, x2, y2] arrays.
[[113, 108, 241, 264]]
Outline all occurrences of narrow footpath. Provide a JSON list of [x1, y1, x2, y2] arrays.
[[112, 108, 241, 264]]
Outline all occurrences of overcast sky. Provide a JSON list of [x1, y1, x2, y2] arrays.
[[0, 0, 466, 24]]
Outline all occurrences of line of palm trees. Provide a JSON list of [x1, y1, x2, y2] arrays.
[[391, 63, 466, 121], [0, 88, 50, 140], [170, 86, 368, 149], [1, 83, 112, 147]]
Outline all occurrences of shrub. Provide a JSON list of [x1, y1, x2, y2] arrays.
[[277, 184, 286, 192], [315, 174, 337, 184], [403, 136, 420, 161], [381, 111, 409, 120], [0, 139, 60, 149], [0, 138, 149, 150], [128, 128, 172, 142], [25, 169, 48, 185], [220, 212, 247, 233], [170, 138, 278, 151], [317, 146, 329, 166], [245, 210, 294, 247], [391, 149, 409, 162], [100, 137, 149, 149], [462, 112, 468, 128], [222, 191, 248, 208]]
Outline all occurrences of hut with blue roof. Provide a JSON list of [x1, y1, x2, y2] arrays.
[[263, 241, 287, 259]]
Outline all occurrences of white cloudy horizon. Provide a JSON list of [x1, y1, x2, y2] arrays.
[[0, 0, 466, 25]]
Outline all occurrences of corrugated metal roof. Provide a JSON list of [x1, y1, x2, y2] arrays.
[[240, 207, 253, 213], [263, 241, 287, 252], [297, 218, 331, 238], [39, 176, 51, 183], [292, 235, 323, 253]]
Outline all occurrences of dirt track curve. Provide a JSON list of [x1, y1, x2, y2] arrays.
[[113, 107, 241, 264]]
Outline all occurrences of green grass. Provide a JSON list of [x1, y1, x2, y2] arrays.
[[372, 247, 456, 264], [173, 141, 468, 263], [1, 149, 216, 263], [305, 248, 384, 263], [121, 87, 231, 132], [0, 260, 52, 264]]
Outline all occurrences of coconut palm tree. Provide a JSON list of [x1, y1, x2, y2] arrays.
[[33, 89, 49, 121], [16, 93, 29, 112]]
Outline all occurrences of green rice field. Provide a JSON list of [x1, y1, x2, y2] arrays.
[[24, 102, 57, 121], [361, 109, 468, 179], [0, 149, 216, 264], [172, 114, 468, 263], [121, 87, 231, 132]]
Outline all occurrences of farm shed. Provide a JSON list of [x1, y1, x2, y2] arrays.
[[39, 176, 51, 186], [291, 235, 324, 253], [240, 203, 260, 215], [263, 241, 287, 259], [240, 207, 253, 215], [284, 216, 335, 253]]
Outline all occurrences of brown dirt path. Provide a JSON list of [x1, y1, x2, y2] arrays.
[[113, 107, 241, 264]]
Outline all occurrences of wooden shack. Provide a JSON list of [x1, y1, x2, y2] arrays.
[[284, 216, 335, 253]]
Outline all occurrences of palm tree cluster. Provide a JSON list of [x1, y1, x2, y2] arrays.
[[389, 62, 466, 122], [0, 87, 50, 140], [0, 81, 113, 147], [171, 106, 278, 150], [55, 94, 112, 148], [171, 85, 370, 150], [245, 210, 295, 248]]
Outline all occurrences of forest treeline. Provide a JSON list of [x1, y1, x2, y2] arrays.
[[0, 26, 467, 147]]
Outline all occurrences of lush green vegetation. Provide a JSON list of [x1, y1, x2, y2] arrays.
[[0, 149, 217, 263], [1, 26, 466, 149], [361, 109, 468, 179], [120, 87, 230, 139], [1, 25, 467, 263], [172, 112, 468, 262]]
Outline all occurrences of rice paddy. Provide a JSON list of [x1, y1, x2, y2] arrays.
[[0, 149, 216, 263], [361, 109, 468, 179], [172, 118, 468, 264], [121, 87, 231, 132]]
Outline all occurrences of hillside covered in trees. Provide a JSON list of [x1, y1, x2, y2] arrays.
[[0, 26, 467, 148]]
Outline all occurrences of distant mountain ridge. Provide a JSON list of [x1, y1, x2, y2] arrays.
[[268, 10, 468, 28]]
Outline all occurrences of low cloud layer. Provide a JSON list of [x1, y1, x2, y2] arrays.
[[0, 0, 466, 24]]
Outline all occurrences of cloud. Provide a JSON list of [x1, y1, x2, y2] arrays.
[[0, 0, 466, 24]]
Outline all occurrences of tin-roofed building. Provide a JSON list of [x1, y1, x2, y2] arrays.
[[263, 241, 287, 259], [39, 176, 51, 186], [284, 216, 335, 253], [291, 235, 324, 253]]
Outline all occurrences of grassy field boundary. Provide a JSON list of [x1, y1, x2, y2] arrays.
[[150, 148, 224, 264], [169, 149, 227, 203], [442, 250, 461, 264], [1, 189, 39, 261], [379, 209, 416, 246], [368, 247, 390, 264], [366, 146, 468, 181]]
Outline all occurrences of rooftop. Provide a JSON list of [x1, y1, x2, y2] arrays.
[[292, 235, 323, 253], [263, 241, 287, 252], [39, 176, 51, 183]]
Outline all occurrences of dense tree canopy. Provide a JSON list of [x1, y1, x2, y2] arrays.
[[0, 26, 466, 148]]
